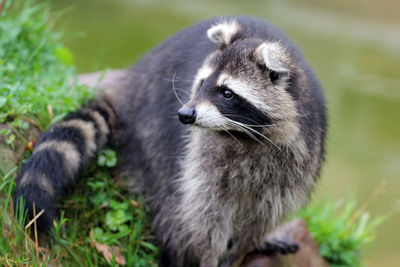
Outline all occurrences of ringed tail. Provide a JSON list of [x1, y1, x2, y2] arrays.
[[14, 97, 116, 231]]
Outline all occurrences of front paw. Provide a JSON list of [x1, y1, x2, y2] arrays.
[[257, 236, 299, 255]]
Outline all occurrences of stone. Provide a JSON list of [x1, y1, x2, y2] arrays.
[[77, 69, 127, 90], [242, 219, 329, 267], [0, 122, 41, 173]]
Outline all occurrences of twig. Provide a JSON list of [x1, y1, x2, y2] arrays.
[[47, 104, 54, 121], [25, 207, 45, 229], [24, 116, 44, 132], [9, 195, 14, 219], [33, 203, 39, 260], [10, 125, 28, 144], [21, 225, 36, 256], [3, 254, 13, 267], [0, 0, 7, 16]]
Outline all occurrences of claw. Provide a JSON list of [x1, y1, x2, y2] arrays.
[[257, 236, 300, 256]]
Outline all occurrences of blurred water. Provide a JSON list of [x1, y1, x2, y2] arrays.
[[50, 0, 400, 265]]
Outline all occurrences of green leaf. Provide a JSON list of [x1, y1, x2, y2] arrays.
[[87, 181, 106, 190], [110, 200, 129, 210], [0, 129, 11, 135], [54, 46, 75, 66], [105, 210, 130, 231], [93, 227, 105, 241], [141, 242, 158, 252], [97, 149, 117, 168], [97, 154, 107, 166], [21, 121, 30, 130], [0, 97, 6, 108]]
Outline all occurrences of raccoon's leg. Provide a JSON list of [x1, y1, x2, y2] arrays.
[[159, 246, 195, 267], [218, 238, 253, 267], [14, 97, 116, 231], [200, 255, 219, 267], [220, 236, 299, 266]]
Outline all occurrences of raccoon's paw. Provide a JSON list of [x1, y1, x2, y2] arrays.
[[257, 236, 299, 255]]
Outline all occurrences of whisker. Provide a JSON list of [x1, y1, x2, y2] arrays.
[[239, 122, 280, 150], [220, 114, 266, 126], [227, 121, 267, 149], [219, 125, 248, 152], [171, 71, 185, 106], [220, 114, 272, 128], [296, 113, 311, 119], [163, 77, 194, 83], [227, 119, 281, 151], [221, 113, 311, 129], [173, 88, 191, 100]]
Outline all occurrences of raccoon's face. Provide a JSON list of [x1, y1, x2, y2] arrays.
[[178, 21, 300, 145]]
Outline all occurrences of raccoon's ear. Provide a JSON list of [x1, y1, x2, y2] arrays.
[[253, 42, 289, 73], [207, 20, 240, 47]]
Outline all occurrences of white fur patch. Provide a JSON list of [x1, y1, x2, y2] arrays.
[[217, 73, 274, 113], [207, 20, 239, 46], [19, 171, 55, 197], [191, 66, 214, 96], [34, 141, 81, 178], [176, 129, 236, 260], [195, 102, 230, 129], [195, 66, 214, 82], [81, 108, 110, 146], [59, 119, 97, 158], [254, 42, 289, 73]]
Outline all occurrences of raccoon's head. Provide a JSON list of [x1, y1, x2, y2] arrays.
[[178, 20, 301, 145]]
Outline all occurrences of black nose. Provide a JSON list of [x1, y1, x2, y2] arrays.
[[178, 106, 196, 124]]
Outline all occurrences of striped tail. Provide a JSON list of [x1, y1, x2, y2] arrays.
[[14, 97, 116, 231]]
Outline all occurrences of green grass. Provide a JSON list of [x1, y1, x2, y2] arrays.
[[1, 150, 158, 266], [0, 0, 93, 130], [297, 194, 391, 267], [0, 1, 157, 266], [0, 0, 387, 266]]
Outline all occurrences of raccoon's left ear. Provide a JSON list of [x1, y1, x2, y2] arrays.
[[207, 20, 240, 47], [253, 42, 290, 74]]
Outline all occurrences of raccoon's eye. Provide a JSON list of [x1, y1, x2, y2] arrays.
[[269, 71, 280, 82], [200, 79, 204, 86], [221, 88, 234, 100]]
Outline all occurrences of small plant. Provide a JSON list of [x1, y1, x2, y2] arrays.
[[55, 150, 159, 266], [297, 196, 390, 267], [97, 149, 118, 168]]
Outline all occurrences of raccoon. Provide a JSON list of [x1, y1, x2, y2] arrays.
[[14, 16, 327, 266]]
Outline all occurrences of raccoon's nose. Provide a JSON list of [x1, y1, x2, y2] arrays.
[[178, 106, 196, 124]]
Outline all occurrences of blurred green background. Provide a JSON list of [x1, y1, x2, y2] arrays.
[[48, 0, 400, 266]]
